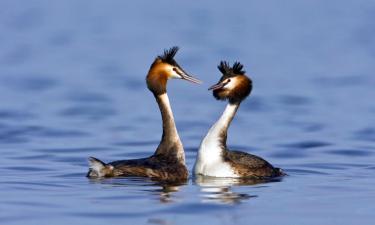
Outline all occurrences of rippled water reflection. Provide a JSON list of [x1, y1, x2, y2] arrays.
[[1, 1, 375, 225]]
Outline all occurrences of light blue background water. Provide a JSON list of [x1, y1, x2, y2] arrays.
[[1, 1, 375, 224]]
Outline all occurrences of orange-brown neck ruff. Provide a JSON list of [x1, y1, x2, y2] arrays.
[[213, 75, 252, 104], [154, 93, 185, 163], [146, 60, 169, 96]]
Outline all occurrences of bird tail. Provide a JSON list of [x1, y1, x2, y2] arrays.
[[275, 167, 287, 177], [87, 157, 114, 178]]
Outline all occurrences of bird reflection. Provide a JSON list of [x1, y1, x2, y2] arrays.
[[152, 181, 185, 203], [88, 177, 186, 203], [87, 175, 282, 204], [194, 175, 280, 204]]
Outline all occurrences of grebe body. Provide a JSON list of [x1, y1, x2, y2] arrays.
[[194, 61, 284, 178], [87, 47, 201, 182]]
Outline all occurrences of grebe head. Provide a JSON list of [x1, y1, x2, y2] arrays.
[[147, 46, 201, 95], [209, 61, 252, 104]]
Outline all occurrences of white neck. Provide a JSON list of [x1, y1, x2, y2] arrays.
[[197, 103, 239, 163]]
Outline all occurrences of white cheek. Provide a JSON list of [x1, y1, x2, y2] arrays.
[[224, 81, 235, 90], [169, 68, 182, 79], [223, 78, 239, 90]]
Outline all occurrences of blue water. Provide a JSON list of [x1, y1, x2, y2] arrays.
[[1, 1, 375, 224]]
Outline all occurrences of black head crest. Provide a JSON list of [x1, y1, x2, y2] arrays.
[[213, 60, 251, 103], [218, 61, 231, 75], [217, 61, 246, 77], [232, 61, 245, 74], [158, 46, 179, 65]]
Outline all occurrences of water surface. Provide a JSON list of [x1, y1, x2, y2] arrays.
[[1, 1, 375, 225]]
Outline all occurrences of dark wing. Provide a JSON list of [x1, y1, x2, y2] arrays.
[[109, 156, 188, 182], [224, 150, 280, 177], [224, 150, 273, 168]]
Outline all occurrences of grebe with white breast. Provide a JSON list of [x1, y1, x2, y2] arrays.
[[194, 61, 284, 178]]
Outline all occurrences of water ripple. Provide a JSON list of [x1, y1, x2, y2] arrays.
[[355, 127, 375, 142], [160, 203, 228, 214], [314, 75, 370, 87], [112, 140, 158, 146], [242, 96, 270, 112], [0, 124, 89, 144], [279, 95, 312, 106], [5, 7, 44, 31], [279, 140, 331, 149], [4, 166, 55, 172], [59, 105, 116, 120], [286, 168, 330, 175], [3, 181, 71, 189], [0, 110, 34, 121], [1, 44, 33, 65], [35, 147, 110, 154], [2, 75, 58, 92], [327, 149, 372, 157], [3, 200, 60, 208], [65, 91, 112, 104], [270, 150, 308, 159], [299, 162, 371, 170]]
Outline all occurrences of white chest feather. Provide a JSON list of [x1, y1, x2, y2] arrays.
[[193, 104, 239, 178]]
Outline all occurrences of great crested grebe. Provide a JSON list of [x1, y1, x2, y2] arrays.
[[87, 46, 201, 182], [194, 61, 284, 178]]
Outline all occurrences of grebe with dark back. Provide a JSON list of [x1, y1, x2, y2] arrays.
[[87, 47, 201, 182], [194, 61, 284, 178]]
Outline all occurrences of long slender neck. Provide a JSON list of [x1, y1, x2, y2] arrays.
[[199, 102, 240, 161], [211, 102, 240, 149], [153, 93, 185, 163]]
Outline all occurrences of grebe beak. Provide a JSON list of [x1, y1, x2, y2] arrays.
[[181, 73, 202, 84], [177, 67, 202, 84], [208, 82, 225, 90]]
